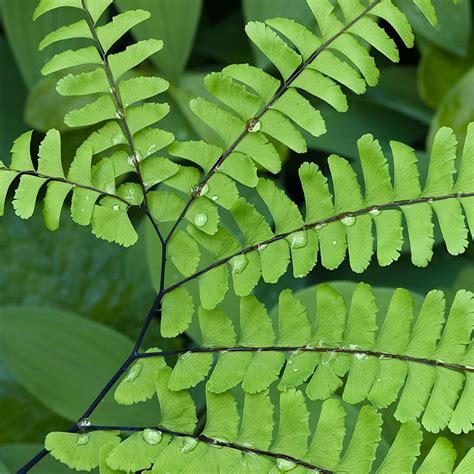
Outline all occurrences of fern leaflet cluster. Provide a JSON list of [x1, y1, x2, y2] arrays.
[[1, 0, 472, 473]]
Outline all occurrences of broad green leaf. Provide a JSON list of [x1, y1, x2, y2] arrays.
[[395, 0, 471, 56], [0, 443, 70, 473], [116, 0, 203, 81], [0, 306, 152, 424], [418, 42, 474, 109], [0, 38, 27, 158], [2, 0, 86, 88], [428, 68, 474, 151]]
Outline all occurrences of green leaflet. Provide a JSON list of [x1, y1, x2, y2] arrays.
[[45, 431, 120, 472], [114, 348, 166, 405], [0, 131, 142, 246], [180, 126, 474, 301], [161, 287, 194, 338], [155, 367, 197, 432], [106, 430, 168, 472], [4, 0, 472, 472], [158, 283, 473, 435]]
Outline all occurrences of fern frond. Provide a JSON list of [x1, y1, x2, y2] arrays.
[[46, 385, 474, 473], [29, 0, 177, 245], [0, 130, 145, 246], [165, 125, 474, 308], [151, 283, 474, 434], [169, 0, 456, 190]]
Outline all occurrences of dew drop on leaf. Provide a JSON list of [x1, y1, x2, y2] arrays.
[[181, 436, 198, 453], [112, 205, 120, 211], [200, 184, 210, 196], [230, 254, 249, 274], [111, 133, 122, 146], [125, 362, 143, 382], [246, 118, 261, 133], [193, 213, 208, 227], [289, 231, 308, 249], [76, 434, 89, 446], [142, 429, 162, 445], [77, 418, 91, 429], [276, 458, 297, 471], [340, 215, 356, 227], [369, 207, 381, 217]]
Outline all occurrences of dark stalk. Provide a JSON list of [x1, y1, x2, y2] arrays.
[[81, 0, 162, 242], [164, 191, 474, 294], [0, 168, 137, 209], [88, 424, 330, 473], [137, 346, 474, 374], [164, 0, 382, 243]]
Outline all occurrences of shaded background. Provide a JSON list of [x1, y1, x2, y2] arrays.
[[0, 0, 473, 471]]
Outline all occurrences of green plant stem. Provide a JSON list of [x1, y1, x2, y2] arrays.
[[164, 0, 382, 244], [164, 191, 474, 294]]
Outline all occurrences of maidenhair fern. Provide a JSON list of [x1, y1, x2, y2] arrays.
[[1, 0, 473, 473]]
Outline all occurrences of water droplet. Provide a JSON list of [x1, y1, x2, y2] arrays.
[[76, 434, 89, 446], [181, 436, 198, 453], [77, 418, 91, 429], [315, 222, 327, 230], [85, 195, 90, 201], [230, 254, 248, 274], [277, 459, 297, 472], [111, 133, 122, 146], [112, 205, 120, 211], [354, 352, 367, 360], [199, 184, 210, 197], [369, 207, 381, 217], [428, 197, 434, 203], [257, 243, 268, 252], [125, 362, 143, 382], [341, 215, 356, 227], [210, 437, 228, 449], [211, 195, 218, 202], [332, 240, 337, 246], [193, 213, 208, 227], [246, 118, 261, 133], [289, 231, 308, 249], [142, 429, 162, 445], [293, 368, 299, 372]]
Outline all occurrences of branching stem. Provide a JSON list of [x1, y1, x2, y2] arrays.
[[88, 424, 330, 473], [137, 346, 474, 374], [0, 168, 137, 209], [164, 0, 382, 243], [81, 0, 162, 242]]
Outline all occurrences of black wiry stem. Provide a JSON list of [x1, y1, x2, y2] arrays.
[[164, 0, 382, 244], [137, 346, 474, 374], [164, 192, 474, 294], [87, 424, 330, 473], [80, 0, 162, 243], [0, 168, 137, 209]]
